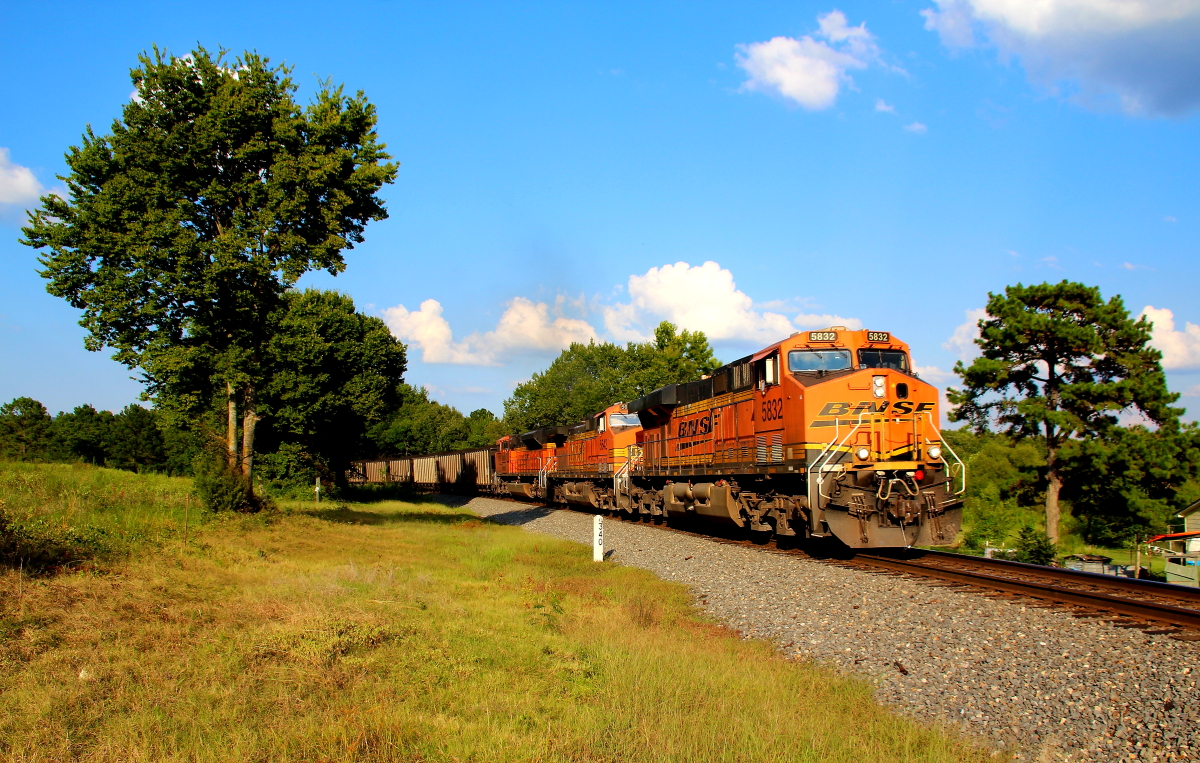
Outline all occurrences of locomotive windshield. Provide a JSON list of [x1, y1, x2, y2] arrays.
[[788, 349, 852, 372], [608, 413, 641, 434], [858, 349, 909, 371]]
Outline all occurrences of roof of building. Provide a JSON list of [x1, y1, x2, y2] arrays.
[[1180, 499, 1200, 518]]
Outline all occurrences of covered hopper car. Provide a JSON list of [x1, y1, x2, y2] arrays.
[[348, 327, 965, 549]]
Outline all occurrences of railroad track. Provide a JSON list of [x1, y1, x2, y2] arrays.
[[467, 493, 1200, 636], [849, 550, 1200, 635]]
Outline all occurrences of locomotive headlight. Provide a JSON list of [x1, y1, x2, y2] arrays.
[[855, 447, 871, 461], [872, 375, 886, 399], [927, 445, 942, 460]]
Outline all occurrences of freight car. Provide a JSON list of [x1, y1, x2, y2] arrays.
[[350, 327, 965, 550], [347, 447, 495, 493]]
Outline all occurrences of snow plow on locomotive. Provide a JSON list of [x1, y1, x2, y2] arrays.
[[349, 327, 965, 549]]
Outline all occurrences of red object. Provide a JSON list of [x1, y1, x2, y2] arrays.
[[914, 470, 925, 481], [1144, 530, 1200, 543]]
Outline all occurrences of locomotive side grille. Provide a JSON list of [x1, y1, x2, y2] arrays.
[[771, 433, 783, 463], [756, 436, 767, 463]]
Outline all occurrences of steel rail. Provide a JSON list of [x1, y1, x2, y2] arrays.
[[852, 553, 1200, 630], [899, 549, 1200, 605]]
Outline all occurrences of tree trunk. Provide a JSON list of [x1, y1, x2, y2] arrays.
[[1045, 445, 1062, 545], [226, 381, 239, 470], [241, 384, 258, 488]]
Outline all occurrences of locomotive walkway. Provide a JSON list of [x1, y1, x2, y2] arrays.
[[462, 495, 1200, 763]]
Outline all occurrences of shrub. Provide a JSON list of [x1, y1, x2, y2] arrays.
[[1012, 525, 1057, 566], [194, 457, 256, 513]]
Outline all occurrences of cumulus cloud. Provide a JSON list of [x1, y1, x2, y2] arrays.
[[736, 10, 883, 110], [943, 307, 989, 360], [904, 121, 928, 133], [921, 0, 1200, 116], [875, 98, 895, 112], [383, 299, 479, 364], [384, 296, 598, 366], [604, 261, 807, 343], [391, 262, 863, 369], [793, 313, 864, 330], [1140, 305, 1200, 369], [0, 148, 45, 207]]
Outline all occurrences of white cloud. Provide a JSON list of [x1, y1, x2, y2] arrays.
[[875, 98, 895, 112], [944, 307, 989, 360], [391, 262, 863, 368], [0, 148, 45, 207], [383, 297, 598, 366], [1165, 215, 1178, 222], [383, 299, 481, 364], [736, 10, 882, 110], [793, 313, 864, 330], [487, 296, 598, 354], [605, 261, 809, 343], [1182, 384, 1200, 397], [1141, 305, 1200, 369], [904, 121, 928, 133], [921, 0, 1200, 116]]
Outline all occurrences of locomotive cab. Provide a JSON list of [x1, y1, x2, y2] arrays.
[[784, 329, 964, 547]]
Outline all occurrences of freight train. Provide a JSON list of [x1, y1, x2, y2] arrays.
[[348, 327, 965, 549]]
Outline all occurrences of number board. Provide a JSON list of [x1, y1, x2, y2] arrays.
[[808, 331, 838, 342], [867, 331, 890, 343]]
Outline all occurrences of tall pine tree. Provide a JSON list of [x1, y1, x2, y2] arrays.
[[949, 281, 1180, 543]]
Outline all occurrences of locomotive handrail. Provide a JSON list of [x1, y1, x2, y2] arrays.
[[807, 412, 872, 526], [926, 431, 967, 495]]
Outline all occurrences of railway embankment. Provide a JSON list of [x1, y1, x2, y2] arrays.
[[467, 496, 1200, 763]]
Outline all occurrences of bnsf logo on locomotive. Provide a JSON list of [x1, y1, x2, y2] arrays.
[[818, 401, 936, 416], [677, 415, 713, 438]]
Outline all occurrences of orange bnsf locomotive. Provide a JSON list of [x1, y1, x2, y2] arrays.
[[493, 327, 964, 548]]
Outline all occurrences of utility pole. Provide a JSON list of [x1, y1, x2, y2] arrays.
[[1133, 533, 1142, 579]]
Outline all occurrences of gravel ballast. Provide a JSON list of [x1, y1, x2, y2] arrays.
[[461, 496, 1200, 763]]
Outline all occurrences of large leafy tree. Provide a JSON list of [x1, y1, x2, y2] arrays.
[[503, 321, 720, 433], [949, 281, 1181, 543], [22, 46, 397, 488], [255, 288, 407, 483], [1060, 424, 1200, 544]]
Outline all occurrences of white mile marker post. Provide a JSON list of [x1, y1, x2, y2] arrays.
[[593, 515, 604, 562]]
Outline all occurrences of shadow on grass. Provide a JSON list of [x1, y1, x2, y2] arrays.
[[477, 505, 558, 527], [302, 507, 485, 526]]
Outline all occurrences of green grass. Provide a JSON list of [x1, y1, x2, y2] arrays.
[[0, 484, 997, 762], [0, 461, 200, 569]]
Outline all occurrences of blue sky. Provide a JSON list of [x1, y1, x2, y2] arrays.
[[2, 0, 1198, 424]]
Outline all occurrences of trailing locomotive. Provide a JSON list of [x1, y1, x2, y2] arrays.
[[492, 327, 964, 548]]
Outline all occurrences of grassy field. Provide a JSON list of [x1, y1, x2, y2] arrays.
[[0, 461, 198, 569], [0, 465, 995, 762]]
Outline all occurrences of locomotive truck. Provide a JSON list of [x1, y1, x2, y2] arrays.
[[349, 327, 965, 549]]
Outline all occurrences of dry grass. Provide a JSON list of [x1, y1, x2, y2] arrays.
[[0, 462, 198, 569], [0, 493, 997, 762]]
